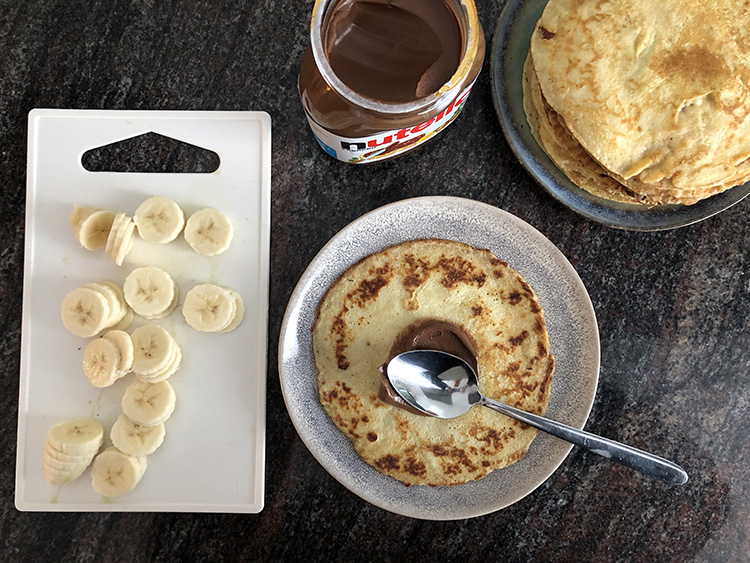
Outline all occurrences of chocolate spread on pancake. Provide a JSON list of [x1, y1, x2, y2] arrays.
[[378, 320, 478, 415]]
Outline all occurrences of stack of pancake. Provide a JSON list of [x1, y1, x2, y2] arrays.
[[313, 239, 554, 487], [523, 0, 750, 206]]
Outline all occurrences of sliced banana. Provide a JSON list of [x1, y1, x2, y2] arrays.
[[71, 207, 116, 250], [146, 288, 180, 320], [134, 196, 185, 243], [46, 417, 103, 457], [70, 205, 97, 230], [121, 379, 176, 426], [105, 212, 136, 265], [105, 212, 126, 256], [114, 219, 136, 266], [219, 289, 246, 333], [102, 329, 134, 377], [42, 440, 97, 486], [90, 447, 146, 497], [61, 287, 111, 337], [112, 307, 134, 331], [130, 325, 178, 376], [43, 455, 89, 486], [99, 280, 129, 314], [182, 283, 237, 332], [123, 266, 178, 319], [44, 442, 87, 464], [82, 337, 122, 388], [183, 208, 233, 256], [82, 282, 125, 328], [136, 343, 182, 383], [110, 414, 166, 456]]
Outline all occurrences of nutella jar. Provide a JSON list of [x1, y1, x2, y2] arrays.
[[299, 0, 485, 163]]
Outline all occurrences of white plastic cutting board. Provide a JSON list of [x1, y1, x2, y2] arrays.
[[16, 109, 270, 512]]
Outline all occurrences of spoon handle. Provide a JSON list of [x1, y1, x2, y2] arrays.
[[480, 397, 688, 485]]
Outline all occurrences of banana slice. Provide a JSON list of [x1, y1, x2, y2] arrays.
[[136, 343, 181, 383], [46, 417, 103, 457], [71, 207, 116, 250], [114, 219, 136, 266], [90, 447, 146, 497], [61, 287, 111, 337], [134, 196, 185, 243], [183, 208, 233, 256], [82, 282, 124, 328], [82, 337, 122, 388], [42, 440, 96, 486], [102, 329, 134, 377], [121, 379, 176, 426], [219, 289, 246, 333], [110, 414, 166, 456], [44, 442, 88, 464], [43, 455, 89, 486], [146, 287, 180, 320], [105, 213, 136, 265], [70, 205, 98, 229], [123, 267, 178, 319], [112, 307, 134, 331], [105, 212, 126, 256], [182, 284, 237, 332], [130, 325, 177, 376]]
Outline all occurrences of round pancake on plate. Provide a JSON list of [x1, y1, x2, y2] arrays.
[[312, 239, 555, 487], [529, 0, 750, 205]]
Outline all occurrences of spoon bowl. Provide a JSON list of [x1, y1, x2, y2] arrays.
[[387, 349, 688, 485]]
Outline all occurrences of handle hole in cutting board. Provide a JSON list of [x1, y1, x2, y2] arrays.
[[81, 132, 220, 173]]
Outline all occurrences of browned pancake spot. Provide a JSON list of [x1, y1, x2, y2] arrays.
[[367, 432, 378, 442], [375, 454, 401, 470], [490, 257, 509, 268], [436, 256, 487, 289], [402, 254, 432, 289], [403, 457, 427, 478], [539, 26, 556, 40], [509, 330, 529, 347], [469, 424, 518, 455], [429, 444, 479, 473], [330, 315, 350, 370], [652, 46, 729, 96], [348, 265, 393, 308]]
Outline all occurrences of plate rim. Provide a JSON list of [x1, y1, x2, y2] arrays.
[[490, 0, 750, 231], [278, 195, 600, 520]]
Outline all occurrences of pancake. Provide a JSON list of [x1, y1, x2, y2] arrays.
[[527, 0, 750, 206], [522, 54, 646, 205], [313, 239, 555, 487]]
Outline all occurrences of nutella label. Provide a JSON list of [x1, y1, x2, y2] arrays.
[[305, 82, 476, 163]]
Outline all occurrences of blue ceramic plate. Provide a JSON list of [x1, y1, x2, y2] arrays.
[[278, 196, 599, 520], [491, 0, 750, 231]]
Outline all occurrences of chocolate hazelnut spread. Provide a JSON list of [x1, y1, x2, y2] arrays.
[[325, 0, 462, 103], [299, 0, 485, 163], [378, 320, 478, 415]]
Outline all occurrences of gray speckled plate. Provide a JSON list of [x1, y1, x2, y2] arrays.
[[278, 196, 599, 520], [491, 0, 750, 231]]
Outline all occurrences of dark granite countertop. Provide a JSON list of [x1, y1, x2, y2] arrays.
[[1, 1, 748, 561]]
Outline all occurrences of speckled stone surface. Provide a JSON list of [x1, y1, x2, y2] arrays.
[[0, 1, 748, 561]]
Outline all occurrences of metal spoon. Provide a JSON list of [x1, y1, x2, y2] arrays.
[[386, 350, 688, 485]]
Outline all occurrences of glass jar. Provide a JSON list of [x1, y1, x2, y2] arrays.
[[298, 0, 486, 163]]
